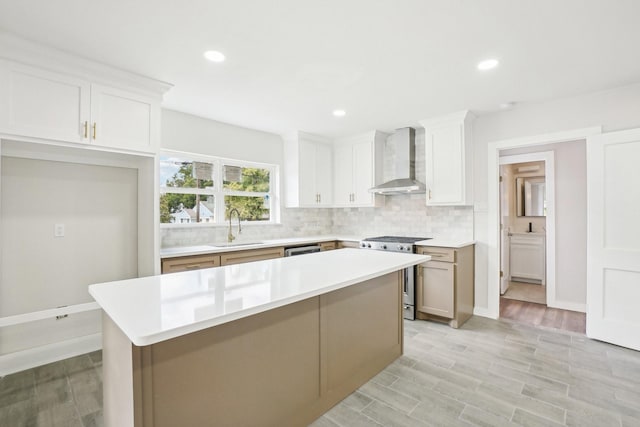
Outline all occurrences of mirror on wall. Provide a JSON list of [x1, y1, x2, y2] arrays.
[[516, 176, 546, 217]]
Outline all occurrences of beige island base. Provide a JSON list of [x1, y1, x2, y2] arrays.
[[102, 272, 404, 427]]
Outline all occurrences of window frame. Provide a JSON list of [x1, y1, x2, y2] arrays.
[[159, 150, 279, 228]]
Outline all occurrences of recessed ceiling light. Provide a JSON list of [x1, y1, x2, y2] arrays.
[[477, 58, 499, 71], [333, 110, 346, 117], [204, 50, 225, 63]]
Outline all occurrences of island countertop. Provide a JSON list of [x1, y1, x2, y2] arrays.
[[89, 249, 429, 346]]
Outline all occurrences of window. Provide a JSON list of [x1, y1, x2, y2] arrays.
[[159, 152, 277, 226]]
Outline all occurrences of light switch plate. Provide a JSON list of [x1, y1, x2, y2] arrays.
[[54, 224, 65, 237]]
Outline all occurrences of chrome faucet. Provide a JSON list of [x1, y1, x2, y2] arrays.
[[227, 208, 242, 242]]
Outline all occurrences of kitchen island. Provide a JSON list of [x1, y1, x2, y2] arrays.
[[89, 248, 428, 427]]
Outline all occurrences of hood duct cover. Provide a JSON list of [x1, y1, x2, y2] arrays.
[[369, 127, 426, 195]]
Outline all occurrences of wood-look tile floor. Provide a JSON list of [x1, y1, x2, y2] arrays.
[[3, 317, 640, 427], [500, 297, 587, 334], [0, 350, 103, 427], [502, 281, 546, 305]]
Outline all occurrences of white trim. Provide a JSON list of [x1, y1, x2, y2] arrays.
[[0, 333, 101, 376], [159, 150, 279, 227], [485, 126, 601, 319], [499, 152, 556, 309], [553, 301, 586, 313], [473, 307, 496, 319], [0, 302, 99, 328]]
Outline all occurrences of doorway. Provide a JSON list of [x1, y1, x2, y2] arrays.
[[499, 153, 553, 306], [486, 127, 597, 320]]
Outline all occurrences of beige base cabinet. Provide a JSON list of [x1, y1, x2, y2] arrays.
[[161, 254, 221, 274], [219, 247, 285, 266], [102, 272, 403, 427], [319, 241, 337, 251], [416, 244, 474, 328], [338, 240, 360, 249]]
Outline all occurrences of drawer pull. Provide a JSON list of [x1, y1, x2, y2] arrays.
[[428, 253, 448, 258], [184, 264, 202, 269]]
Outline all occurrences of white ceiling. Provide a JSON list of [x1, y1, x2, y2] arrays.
[[1, 0, 639, 138]]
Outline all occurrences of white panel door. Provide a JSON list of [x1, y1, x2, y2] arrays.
[[90, 84, 157, 152], [0, 60, 90, 143], [587, 128, 640, 350], [352, 140, 373, 205], [333, 144, 353, 206]]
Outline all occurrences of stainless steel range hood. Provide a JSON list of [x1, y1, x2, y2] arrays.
[[369, 127, 426, 195]]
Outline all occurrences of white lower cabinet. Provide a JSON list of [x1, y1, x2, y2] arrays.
[[509, 233, 545, 283]]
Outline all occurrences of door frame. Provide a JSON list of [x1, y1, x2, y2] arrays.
[[499, 152, 555, 304], [486, 127, 601, 319]]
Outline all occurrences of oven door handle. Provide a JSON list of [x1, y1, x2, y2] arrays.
[[403, 269, 408, 294]]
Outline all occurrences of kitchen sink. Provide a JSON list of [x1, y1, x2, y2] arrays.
[[209, 242, 264, 248]]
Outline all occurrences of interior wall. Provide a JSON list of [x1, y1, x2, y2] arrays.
[[0, 157, 138, 353], [160, 111, 474, 247], [332, 128, 473, 239], [160, 109, 333, 247], [472, 82, 640, 313], [501, 141, 587, 307]]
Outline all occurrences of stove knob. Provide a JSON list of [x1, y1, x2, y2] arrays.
[[360, 243, 366, 248], [367, 243, 372, 248], [382, 245, 387, 250], [397, 245, 404, 251]]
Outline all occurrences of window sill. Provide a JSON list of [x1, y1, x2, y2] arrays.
[[160, 221, 282, 229]]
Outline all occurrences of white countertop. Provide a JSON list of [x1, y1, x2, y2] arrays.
[[415, 238, 475, 248], [160, 235, 362, 258], [160, 235, 474, 257], [90, 249, 429, 346]]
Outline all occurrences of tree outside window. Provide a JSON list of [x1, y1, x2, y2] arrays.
[[159, 154, 275, 225]]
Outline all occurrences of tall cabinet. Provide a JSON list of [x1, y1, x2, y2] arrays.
[[0, 34, 171, 375], [333, 130, 387, 207], [419, 111, 474, 206], [283, 132, 333, 207]]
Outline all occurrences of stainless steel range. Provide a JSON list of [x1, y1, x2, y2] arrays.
[[359, 236, 431, 320]]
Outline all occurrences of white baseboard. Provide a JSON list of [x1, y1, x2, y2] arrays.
[[473, 306, 498, 319], [0, 333, 102, 376], [548, 300, 586, 313]]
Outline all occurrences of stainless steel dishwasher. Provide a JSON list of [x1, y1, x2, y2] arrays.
[[284, 245, 322, 257]]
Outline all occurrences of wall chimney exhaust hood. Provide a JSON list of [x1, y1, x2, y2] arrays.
[[369, 127, 426, 195]]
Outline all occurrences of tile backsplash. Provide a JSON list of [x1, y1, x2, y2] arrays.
[[161, 127, 474, 248]]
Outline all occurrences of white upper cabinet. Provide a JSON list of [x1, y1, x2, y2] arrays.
[[90, 84, 159, 152], [0, 60, 90, 144], [0, 37, 170, 153], [283, 132, 333, 207], [419, 110, 474, 206], [333, 131, 386, 207]]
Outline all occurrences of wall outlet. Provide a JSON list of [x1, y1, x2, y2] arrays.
[[54, 224, 65, 237]]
